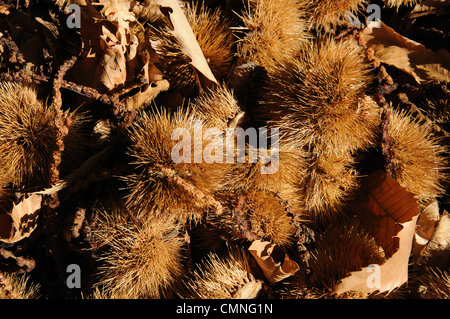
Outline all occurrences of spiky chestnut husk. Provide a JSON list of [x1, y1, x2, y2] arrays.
[[180, 248, 261, 299], [0, 82, 59, 189], [151, 3, 234, 97], [386, 108, 447, 201], [254, 39, 380, 158], [419, 97, 450, 127], [210, 137, 306, 220], [188, 84, 242, 129], [215, 188, 295, 246], [0, 272, 41, 299], [299, 0, 367, 30], [89, 287, 137, 299], [187, 3, 235, 77], [93, 204, 185, 299], [383, 0, 419, 8], [294, 152, 359, 222], [416, 267, 450, 299], [236, 0, 308, 70], [220, 141, 306, 198], [125, 108, 229, 223], [280, 220, 386, 298]]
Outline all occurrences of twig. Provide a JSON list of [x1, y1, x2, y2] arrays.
[[154, 164, 224, 215], [52, 56, 78, 111], [0, 70, 136, 130], [0, 71, 48, 85], [380, 106, 396, 180], [231, 195, 261, 242], [0, 31, 26, 65], [372, 67, 397, 180], [0, 71, 126, 110]]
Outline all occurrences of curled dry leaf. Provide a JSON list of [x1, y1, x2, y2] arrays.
[[334, 216, 418, 295], [422, 211, 450, 254], [417, 211, 450, 269], [413, 200, 440, 256], [67, 0, 169, 110], [96, 25, 127, 91], [0, 193, 41, 244], [94, 0, 136, 47], [248, 240, 299, 284], [361, 21, 450, 84], [356, 171, 422, 259], [334, 171, 421, 295]]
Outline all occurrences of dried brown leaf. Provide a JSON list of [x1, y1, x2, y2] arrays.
[[67, 0, 169, 109], [248, 240, 299, 284], [361, 21, 450, 83], [413, 200, 440, 256], [356, 171, 421, 258], [334, 215, 418, 295], [0, 194, 41, 244], [334, 171, 421, 295], [95, 26, 127, 91], [417, 210, 450, 269]]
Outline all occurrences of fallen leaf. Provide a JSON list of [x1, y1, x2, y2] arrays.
[[412, 200, 440, 257], [121, 34, 170, 111], [95, 0, 136, 44], [417, 211, 450, 269], [335, 216, 418, 295], [356, 171, 421, 258], [65, 0, 123, 90], [334, 171, 421, 295], [95, 25, 127, 91], [423, 211, 450, 252], [0, 193, 41, 244], [66, 0, 169, 109], [132, 0, 165, 23], [5, 9, 60, 71], [361, 21, 450, 84], [248, 240, 299, 284]]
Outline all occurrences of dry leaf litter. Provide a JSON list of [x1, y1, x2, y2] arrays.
[[0, 0, 448, 299]]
